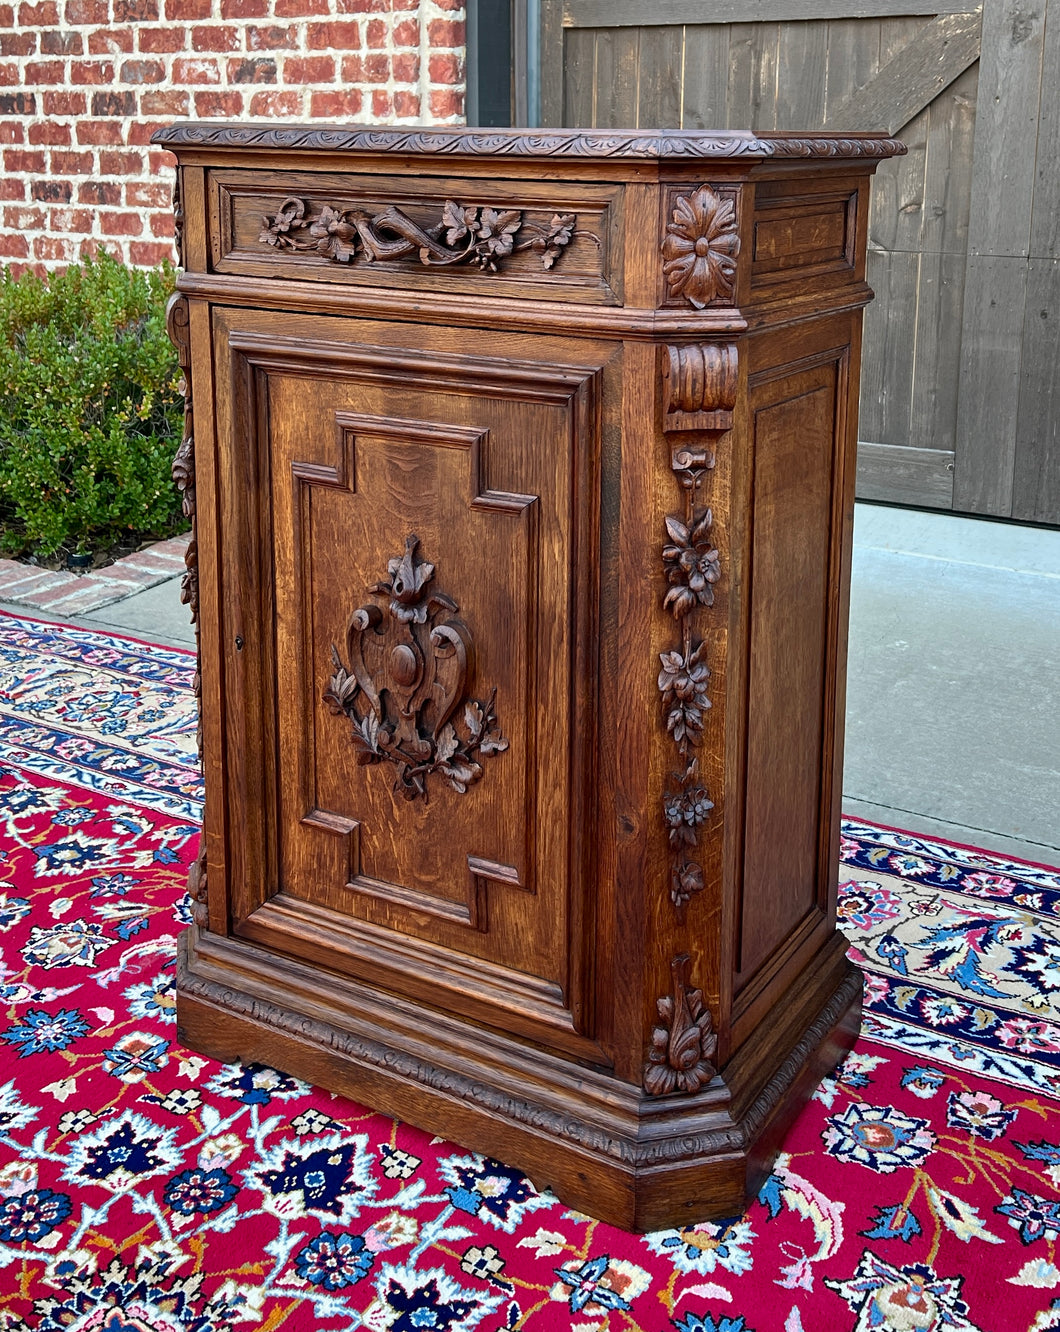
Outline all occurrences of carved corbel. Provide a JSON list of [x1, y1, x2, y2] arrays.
[[663, 342, 738, 434]]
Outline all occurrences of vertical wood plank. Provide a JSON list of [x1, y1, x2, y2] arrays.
[[1013, 258, 1060, 523], [727, 22, 780, 130], [539, 0, 565, 126], [774, 19, 830, 129], [909, 250, 966, 452], [953, 0, 1045, 515], [1029, 0, 1060, 257], [681, 24, 730, 130], [921, 62, 977, 257], [636, 24, 684, 128], [562, 26, 597, 127], [859, 249, 919, 447], [823, 16, 883, 122], [591, 26, 640, 128]]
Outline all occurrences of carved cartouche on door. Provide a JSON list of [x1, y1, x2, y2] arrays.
[[324, 534, 508, 802], [261, 196, 583, 273]]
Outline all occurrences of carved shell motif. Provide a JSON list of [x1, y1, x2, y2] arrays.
[[662, 186, 740, 309]]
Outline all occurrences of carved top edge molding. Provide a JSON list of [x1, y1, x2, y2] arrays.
[[152, 122, 906, 162]]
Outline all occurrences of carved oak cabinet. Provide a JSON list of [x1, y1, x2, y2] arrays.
[[157, 122, 904, 1232]]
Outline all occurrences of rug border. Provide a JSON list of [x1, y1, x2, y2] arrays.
[[0, 605, 196, 656], [841, 812, 1060, 874]]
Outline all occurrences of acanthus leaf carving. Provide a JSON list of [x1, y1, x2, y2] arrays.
[[260, 196, 588, 274], [325, 534, 508, 802], [662, 186, 740, 309], [644, 954, 718, 1096]]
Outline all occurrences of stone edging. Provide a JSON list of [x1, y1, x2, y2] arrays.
[[0, 535, 191, 616]]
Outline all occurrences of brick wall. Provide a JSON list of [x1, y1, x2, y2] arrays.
[[0, 0, 466, 276]]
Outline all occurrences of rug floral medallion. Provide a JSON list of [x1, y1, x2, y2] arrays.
[[1, 610, 1059, 1332]]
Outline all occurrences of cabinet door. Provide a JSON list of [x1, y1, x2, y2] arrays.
[[211, 306, 614, 1062]]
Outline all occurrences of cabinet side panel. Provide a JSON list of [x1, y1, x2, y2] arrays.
[[737, 360, 839, 988]]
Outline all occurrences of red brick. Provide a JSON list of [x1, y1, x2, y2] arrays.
[[306, 21, 361, 50], [125, 180, 171, 207], [5, 148, 46, 171], [4, 204, 46, 228], [391, 0, 417, 8], [429, 52, 463, 84], [32, 177, 74, 200], [164, 0, 210, 17], [24, 60, 66, 83], [227, 56, 275, 83], [64, 0, 107, 21], [78, 179, 121, 204], [309, 89, 363, 117], [100, 210, 141, 235], [0, 33, 37, 55], [391, 51, 418, 82], [0, 233, 30, 258], [130, 239, 176, 265], [149, 148, 176, 171], [393, 18, 418, 47], [29, 121, 72, 145], [7, 261, 47, 278], [128, 118, 167, 143], [392, 89, 419, 118], [370, 89, 391, 117], [48, 151, 92, 173], [88, 28, 135, 54], [70, 60, 115, 83], [78, 119, 125, 144], [0, 65, 18, 86], [34, 234, 76, 261], [140, 89, 189, 115], [50, 205, 93, 231], [0, 4, 13, 21], [138, 27, 186, 53], [248, 24, 296, 50], [191, 25, 238, 51], [0, 120, 22, 143], [0, 178, 25, 200], [19, 0, 59, 23], [193, 89, 243, 116], [171, 56, 221, 83], [0, 92, 35, 114], [91, 90, 135, 116], [429, 87, 464, 119], [219, 0, 265, 14], [274, 0, 326, 14], [431, 0, 464, 7], [43, 90, 85, 114], [114, 0, 158, 18], [336, 0, 386, 10], [150, 210, 174, 237], [99, 149, 142, 173], [427, 18, 464, 47], [248, 89, 302, 116], [341, 52, 387, 82], [283, 55, 333, 83], [41, 30, 83, 54], [365, 18, 385, 46], [119, 58, 165, 81]]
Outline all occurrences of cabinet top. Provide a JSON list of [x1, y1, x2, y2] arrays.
[[152, 121, 905, 164]]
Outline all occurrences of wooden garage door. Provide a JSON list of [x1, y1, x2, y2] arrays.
[[538, 0, 1059, 524]]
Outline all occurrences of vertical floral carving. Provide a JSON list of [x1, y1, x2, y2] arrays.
[[166, 290, 208, 932], [644, 954, 718, 1096], [661, 186, 739, 309]]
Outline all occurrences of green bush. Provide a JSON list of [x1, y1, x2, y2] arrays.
[[0, 250, 186, 560]]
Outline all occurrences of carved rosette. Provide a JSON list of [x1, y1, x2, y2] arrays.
[[260, 196, 586, 273], [166, 290, 208, 931], [644, 954, 718, 1096], [325, 535, 508, 802], [662, 186, 740, 309]]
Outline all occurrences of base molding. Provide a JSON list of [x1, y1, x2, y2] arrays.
[[177, 927, 861, 1231]]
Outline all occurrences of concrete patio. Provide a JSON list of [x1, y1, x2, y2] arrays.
[[4, 501, 1058, 867]]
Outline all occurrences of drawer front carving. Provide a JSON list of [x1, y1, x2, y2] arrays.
[[215, 309, 606, 1058], [209, 170, 621, 306]]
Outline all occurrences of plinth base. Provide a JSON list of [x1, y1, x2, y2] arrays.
[[177, 926, 861, 1232]]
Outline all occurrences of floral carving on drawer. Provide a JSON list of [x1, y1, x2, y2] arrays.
[[323, 534, 508, 801], [261, 196, 584, 273], [662, 185, 740, 309]]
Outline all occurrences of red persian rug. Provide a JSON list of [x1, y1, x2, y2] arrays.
[[1, 608, 1060, 1332]]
